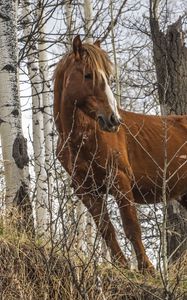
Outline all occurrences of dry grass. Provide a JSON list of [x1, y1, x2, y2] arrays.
[[0, 220, 186, 300]]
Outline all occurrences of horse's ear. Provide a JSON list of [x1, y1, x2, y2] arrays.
[[73, 35, 83, 60], [94, 40, 101, 48]]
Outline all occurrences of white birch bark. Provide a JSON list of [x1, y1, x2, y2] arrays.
[[110, 0, 121, 106], [76, 200, 86, 251], [65, 0, 73, 50], [22, 0, 48, 235], [83, 0, 96, 254], [0, 0, 22, 207], [37, 1, 53, 218], [84, 0, 93, 43], [0, 0, 33, 232]]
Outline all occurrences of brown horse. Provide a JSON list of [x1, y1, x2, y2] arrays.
[[54, 35, 187, 273]]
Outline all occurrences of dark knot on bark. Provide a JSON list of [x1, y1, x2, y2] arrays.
[[12, 133, 29, 169]]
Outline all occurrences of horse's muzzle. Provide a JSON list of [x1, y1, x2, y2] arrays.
[[97, 113, 121, 132]]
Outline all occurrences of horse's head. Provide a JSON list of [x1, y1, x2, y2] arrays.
[[58, 35, 121, 132]]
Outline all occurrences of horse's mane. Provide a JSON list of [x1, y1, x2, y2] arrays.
[[54, 43, 114, 83], [53, 43, 114, 133], [81, 43, 114, 80]]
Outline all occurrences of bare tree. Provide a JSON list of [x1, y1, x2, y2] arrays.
[[21, 0, 48, 235], [150, 0, 187, 261], [0, 0, 34, 233]]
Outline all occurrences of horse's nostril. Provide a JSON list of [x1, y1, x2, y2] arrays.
[[109, 113, 120, 126], [110, 113, 115, 123], [97, 114, 106, 129], [98, 113, 120, 132]]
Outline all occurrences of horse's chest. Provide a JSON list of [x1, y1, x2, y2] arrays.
[[70, 132, 118, 173], [71, 131, 95, 156]]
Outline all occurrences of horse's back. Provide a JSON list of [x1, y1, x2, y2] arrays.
[[122, 111, 187, 198]]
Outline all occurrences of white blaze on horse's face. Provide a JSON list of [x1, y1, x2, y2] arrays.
[[99, 70, 121, 120]]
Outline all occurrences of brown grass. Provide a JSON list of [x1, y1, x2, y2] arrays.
[[0, 221, 186, 300]]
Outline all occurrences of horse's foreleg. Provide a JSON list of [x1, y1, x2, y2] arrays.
[[112, 172, 154, 273], [76, 190, 128, 267]]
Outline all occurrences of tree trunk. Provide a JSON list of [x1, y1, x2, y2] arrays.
[[84, 0, 93, 43], [65, 0, 73, 49], [110, 0, 121, 106], [150, 7, 187, 262], [37, 0, 54, 234], [0, 0, 34, 234], [21, 0, 48, 236], [83, 0, 97, 256]]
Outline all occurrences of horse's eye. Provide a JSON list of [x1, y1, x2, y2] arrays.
[[85, 73, 92, 80]]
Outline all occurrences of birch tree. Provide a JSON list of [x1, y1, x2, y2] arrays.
[[37, 0, 54, 231], [21, 0, 48, 235], [65, 0, 73, 49], [110, 0, 122, 106], [82, 0, 97, 254], [84, 0, 93, 43], [0, 0, 34, 233]]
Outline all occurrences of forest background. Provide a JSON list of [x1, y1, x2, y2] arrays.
[[0, 0, 187, 299]]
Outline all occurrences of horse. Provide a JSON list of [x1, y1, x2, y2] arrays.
[[53, 35, 187, 274]]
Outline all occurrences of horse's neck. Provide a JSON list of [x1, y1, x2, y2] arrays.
[[61, 99, 77, 134], [62, 102, 94, 144]]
